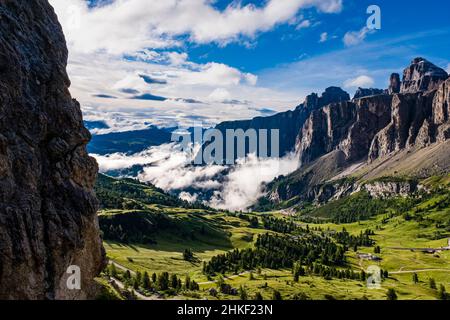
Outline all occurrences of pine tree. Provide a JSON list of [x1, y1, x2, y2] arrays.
[[171, 274, 179, 289], [272, 290, 282, 300], [184, 275, 191, 290], [438, 285, 448, 300], [239, 286, 248, 300], [158, 272, 169, 291], [386, 288, 398, 300], [135, 271, 142, 286], [429, 278, 437, 290], [142, 272, 151, 289], [412, 273, 419, 284], [254, 292, 263, 300]]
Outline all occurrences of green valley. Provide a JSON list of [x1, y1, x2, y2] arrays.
[[95, 173, 450, 301]]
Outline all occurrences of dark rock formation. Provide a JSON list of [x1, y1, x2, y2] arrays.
[[0, 0, 105, 299], [368, 91, 436, 160], [261, 58, 450, 207], [210, 87, 350, 158], [388, 73, 401, 94], [353, 88, 385, 99], [314, 86, 350, 107], [431, 78, 450, 142], [339, 94, 393, 161], [369, 59, 449, 160], [400, 57, 448, 93], [296, 94, 392, 164], [296, 102, 357, 164]]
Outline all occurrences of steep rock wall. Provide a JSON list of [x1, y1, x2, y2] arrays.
[[0, 0, 105, 299]]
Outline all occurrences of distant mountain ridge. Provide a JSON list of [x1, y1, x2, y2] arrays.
[[212, 58, 448, 166], [211, 86, 350, 158], [88, 126, 173, 155], [253, 57, 449, 209]]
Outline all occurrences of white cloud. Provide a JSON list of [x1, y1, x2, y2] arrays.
[[50, 0, 343, 54], [179, 62, 258, 87], [343, 27, 375, 47], [208, 154, 299, 211], [166, 52, 189, 66], [179, 192, 198, 203], [296, 20, 311, 30], [208, 88, 232, 102], [319, 32, 328, 43], [344, 75, 375, 88], [46, 0, 343, 130], [93, 142, 299, 211], [446, 63, 450, 74], [63, 48, 298, 131]]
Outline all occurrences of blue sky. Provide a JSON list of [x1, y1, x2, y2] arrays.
[[187, 0, 450, 73], [50, 0, 450, 132]]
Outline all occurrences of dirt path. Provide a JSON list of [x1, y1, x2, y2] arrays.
[[110, 260, 136, 275], [390, 268, 450, 274], [110, 276, 164, 300], [108, 260, 164, 300]]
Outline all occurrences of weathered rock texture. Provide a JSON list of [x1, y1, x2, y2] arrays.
[[388, 73, 401, 94], [211, 86, 350, 158], [400, 57, 448, 94], [0, 0, 105, 299], [296, 94, 393, 164], [353, 88, 385, 100], [258, 58, 449, 207]]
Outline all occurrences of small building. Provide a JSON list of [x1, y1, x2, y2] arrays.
[[357, 253, 382, 261]]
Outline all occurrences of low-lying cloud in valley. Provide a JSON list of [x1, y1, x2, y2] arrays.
[[93, 143, 299, 211]]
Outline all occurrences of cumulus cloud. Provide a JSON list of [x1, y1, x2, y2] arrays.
[[62, 48, 298, 130], [47, 0, 343, 130], [319, 32, 328, 43], [343, 75, 375, 88], [343, 27, 375, 47], [93, 142, 299, 211], [50, 0, 342, 54], [208, 154, 299, 211], [179, 192, 198, 203]]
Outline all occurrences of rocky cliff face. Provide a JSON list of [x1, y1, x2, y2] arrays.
[[296, 94, 393, 164], [400, 57, 448, 93], [353, 88, 385, 99], [0, 1, 105, 299], [261, 58, 449, 207], [294, 58, 448, 165], [369, 61, 448, 161], [388, 73, 401, 95], [431, 78, 450, 142], [211, 87, 350, 158], [368, 91, 436, 160], [296, 101, 357, 164]]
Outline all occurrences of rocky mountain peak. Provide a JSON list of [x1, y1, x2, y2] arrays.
[[400, 57, 448, 93], [388, 73, 401, 94], [321, 86, 351, 105], [353, 87, 385, 99], [300, 87, 350, 111]]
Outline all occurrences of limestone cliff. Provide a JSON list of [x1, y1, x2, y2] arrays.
[[0, 0, 105, 299], [296, 94, 392, 164], [210, 87, 350, 158], [261, 58, 449, 207], [400, 57, 448, 94]]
